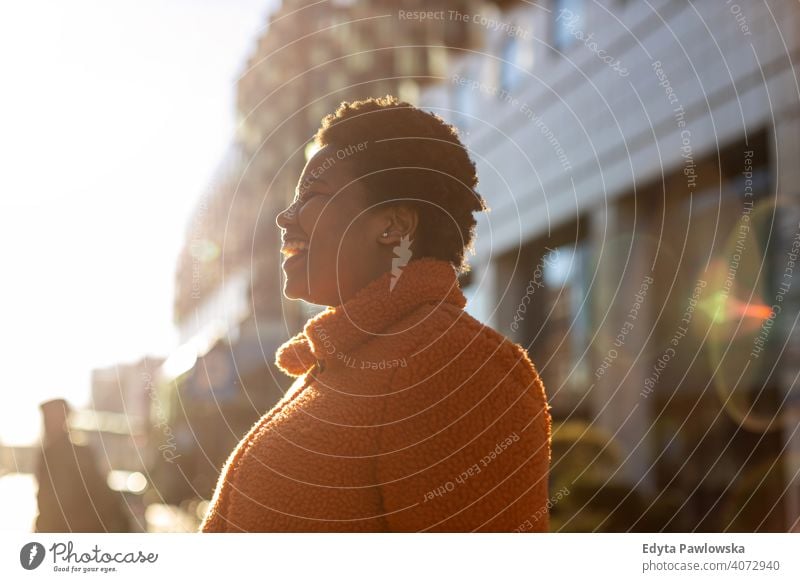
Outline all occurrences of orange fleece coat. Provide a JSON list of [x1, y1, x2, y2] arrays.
[[201, 258, 551, 532]]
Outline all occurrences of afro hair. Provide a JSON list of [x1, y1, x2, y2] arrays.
[[313, 95, 487, 273]]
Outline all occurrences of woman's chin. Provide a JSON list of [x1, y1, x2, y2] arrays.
[[283, 277, 327, 305], [283, 278, 309, 301], [281, 260, 342, 305], [284, 280, 340, 307]]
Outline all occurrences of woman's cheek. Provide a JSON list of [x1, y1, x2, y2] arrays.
[[297, 199, 322, 233], [302, 204, 342, 269], [298, 204, 326, 256]]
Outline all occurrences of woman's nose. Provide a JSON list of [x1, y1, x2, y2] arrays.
[[275, 203, 296, 229]]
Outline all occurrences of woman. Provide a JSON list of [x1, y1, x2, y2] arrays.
[[201, 96, 551, 532]]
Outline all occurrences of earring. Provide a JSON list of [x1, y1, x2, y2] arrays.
[[381, 232, 389, 238]]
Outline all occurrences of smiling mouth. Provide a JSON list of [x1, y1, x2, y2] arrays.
[[280, 239, 309, 258]]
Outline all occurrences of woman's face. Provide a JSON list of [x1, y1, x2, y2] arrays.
[[275, 145, 391, 306]]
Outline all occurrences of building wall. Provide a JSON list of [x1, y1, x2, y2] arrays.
[[427, 0, 798, 258], [420, 0, 800, 530]]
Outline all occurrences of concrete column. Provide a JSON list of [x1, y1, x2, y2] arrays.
[[589, 201, 657, 493], [770, 109, 800, 531]]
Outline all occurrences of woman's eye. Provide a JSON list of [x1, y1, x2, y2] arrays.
[[300, 191, 324, 204]]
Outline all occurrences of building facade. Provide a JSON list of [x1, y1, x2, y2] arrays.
[[420, 0, 800, 531]]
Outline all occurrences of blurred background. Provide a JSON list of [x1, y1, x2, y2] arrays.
[[1, 0, 799, 532]]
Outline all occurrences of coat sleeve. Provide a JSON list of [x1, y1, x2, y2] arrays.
[[375, 339, 552, 532], [200, 373, 314, 532]]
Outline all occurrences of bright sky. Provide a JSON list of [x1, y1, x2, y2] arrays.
[[0, 0, 276, 445]]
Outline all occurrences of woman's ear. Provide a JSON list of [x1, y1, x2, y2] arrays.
[[377, 204, 418, 246]]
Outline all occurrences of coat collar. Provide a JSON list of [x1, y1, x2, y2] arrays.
[[275, 258, 466, 377]]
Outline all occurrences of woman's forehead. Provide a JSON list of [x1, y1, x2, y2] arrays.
[[298, 145, 362, 192]]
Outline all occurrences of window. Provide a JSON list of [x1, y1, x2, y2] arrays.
[[453, 69, 476, 131], [504, 225, 592, 412], [541, 242, 592, 395], [552, 0, 583, 52], [499, 36, 519, 93]]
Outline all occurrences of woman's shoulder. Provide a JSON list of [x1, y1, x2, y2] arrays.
[[389, 300, 542, 385], [376, 300, 550, 436]]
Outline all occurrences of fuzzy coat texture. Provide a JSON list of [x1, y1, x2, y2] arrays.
[[201, 258, 551, 532]]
